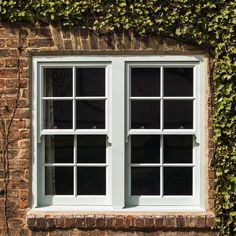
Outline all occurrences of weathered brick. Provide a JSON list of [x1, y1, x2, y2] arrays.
[[30, 28, 52, 38], [0, 69, 17, 78], [95, 215, 105, 228], [155, 216, 164, 228], [134, 216, 145, 229], [55, 216, 65, 228], [75, 215, 85, 228], [27, 215, 36, 228], [0, 39, 5, 47], [116, 216, 125, 228], [206, 214, 215, 228], [125, 215, 134, 229], [28, 38, 54, 47], [46, 217, 55, 229], [85, 215, 96, 228], [186, 215, 196, 228], [176, 215, 186, 228], [164, 216, 176, 228], [196, 215, 206, 228], [65, 216, 75, 228], [105, 216, 115, 228], [35, 217, 46, 229], [145, 216, 155, 228]]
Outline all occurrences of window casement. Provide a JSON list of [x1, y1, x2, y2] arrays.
[[32, 55, 205, 211]]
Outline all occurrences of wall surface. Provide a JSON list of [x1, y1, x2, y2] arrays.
[[0, 22, 216, 235]]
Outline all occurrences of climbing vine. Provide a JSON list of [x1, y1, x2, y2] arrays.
[[0, 0, 235, 235]]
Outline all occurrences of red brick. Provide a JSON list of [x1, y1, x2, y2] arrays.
[[125, 215, 134, 229], [164, 216, 176, 228], [46, 217, 55, 229], [145, 216, 155, 228], [134, 216, 145, 228], [206, 214, 215, 228], [176, 215, 186, 228], [196, 215, 206, 228], [75, 215, 85, 228], [105, 216, 115, 228], [28, 38, 54, 47], [35, 217, 46, 229], [155, 216, 164, 228], [55, 216, 64, 228], [85, 215, 95, 228], [186, 215, 196, 228], [0, 69, 17, 78], [65, 216, 75, 228], [95, 215, 105, 228], [116, 216, 125, 228]]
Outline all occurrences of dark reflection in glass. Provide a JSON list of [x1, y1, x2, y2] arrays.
[[45, 167, 73, 195], [164, 167, 192, 195], [131, 167, 160, 195], [131, 135, 160, 163], [77, 135, 106, 163], [76, 68, 105, 96], [76, 100, 105, 129], [45, 100, 73, 129], [164, 68, 193, 97], [131, 100, 160, 129], [164, 135, 192, 163], [77, 167, 106, 195], [164, 100, 193, 129], [44, 68, 72, 97], [45, 136, 74, 163], [131, 68, 160, 97]]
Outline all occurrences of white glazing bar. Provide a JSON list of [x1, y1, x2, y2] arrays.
[[74, 135, 77, 197], [162, 97, 195, 100], [111, 58, 125, 209], [160, 66, 164, 131], [41, 129, 108, 135], [130, 164, 162, 167], [73, 66, 76, 131], [128, 130, 195, 135], [44, 163, 108, 167], [75, 97, 107, 100], [42, 97, 74, 100], [162, 163, 195, 167], [160, 135, 163, 198], [129, 97, 161, 100]]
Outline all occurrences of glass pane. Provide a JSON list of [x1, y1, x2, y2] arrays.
[[76, 68, 105, 96], [131, 167, 160, 195], [164, 68, 193, 97], [164, 100, 193, 129], [164, 167, 192, 195], [131, 68, 160, 97], [45, 136, 74, 163], [164, 135, 192, 163], [77, 135, 106, 163], [77, 167, 106, 195], [76, 100, 105, 129], [131, 100, 160, 129], [45, 167, 73, 195], [44, 68, 72, 97], [131, 135, 160, 163], [44, 100, 72, 129]]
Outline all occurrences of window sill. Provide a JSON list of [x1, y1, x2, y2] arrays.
[[27, 208, 215, 230]]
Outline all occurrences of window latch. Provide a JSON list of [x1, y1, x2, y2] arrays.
[[194, 135, 200, 146]]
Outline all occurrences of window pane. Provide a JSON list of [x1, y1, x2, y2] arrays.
[[131, 135, 160, 163], [77, 167, 106, 195], [44, 68, 72, 97], [77, 135, 106, 163], [164, 167, 192, 195], [44, 100, 73, 129], [45, 136, 74, 163], [76, 68, 105, 96], [164, 135, 192, 163], [45, 167, 73, 195], [131, 100, 160, 129], [131, 68, 160, 97], [164, 100, 193, 129], [164, 68, 193, 97], [76, 100, 105, 129], [131, 167, 160, 195]]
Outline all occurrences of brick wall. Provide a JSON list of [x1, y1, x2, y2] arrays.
[[0, 22, 216, 235]]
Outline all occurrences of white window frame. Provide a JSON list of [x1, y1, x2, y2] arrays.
[[32, 55, 205, 211]]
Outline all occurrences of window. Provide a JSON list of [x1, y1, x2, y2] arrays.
[[32, 55, 205, 210]]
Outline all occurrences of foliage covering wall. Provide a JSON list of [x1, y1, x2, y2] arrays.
[[0, 0, 235, 235]]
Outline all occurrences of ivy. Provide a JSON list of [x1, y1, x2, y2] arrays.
[[0, 0, 235, 235]]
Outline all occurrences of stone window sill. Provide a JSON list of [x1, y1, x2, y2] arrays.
[[27, 210, 215, 230]]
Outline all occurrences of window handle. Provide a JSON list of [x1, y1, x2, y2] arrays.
[[107, 135, 112, 145], [194, 135, 200, 146]]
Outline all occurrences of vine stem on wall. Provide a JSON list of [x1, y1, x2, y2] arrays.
[[0, 31, 23, 236]]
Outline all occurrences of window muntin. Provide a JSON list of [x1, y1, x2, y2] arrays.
[[33, 56, 204, 209]]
